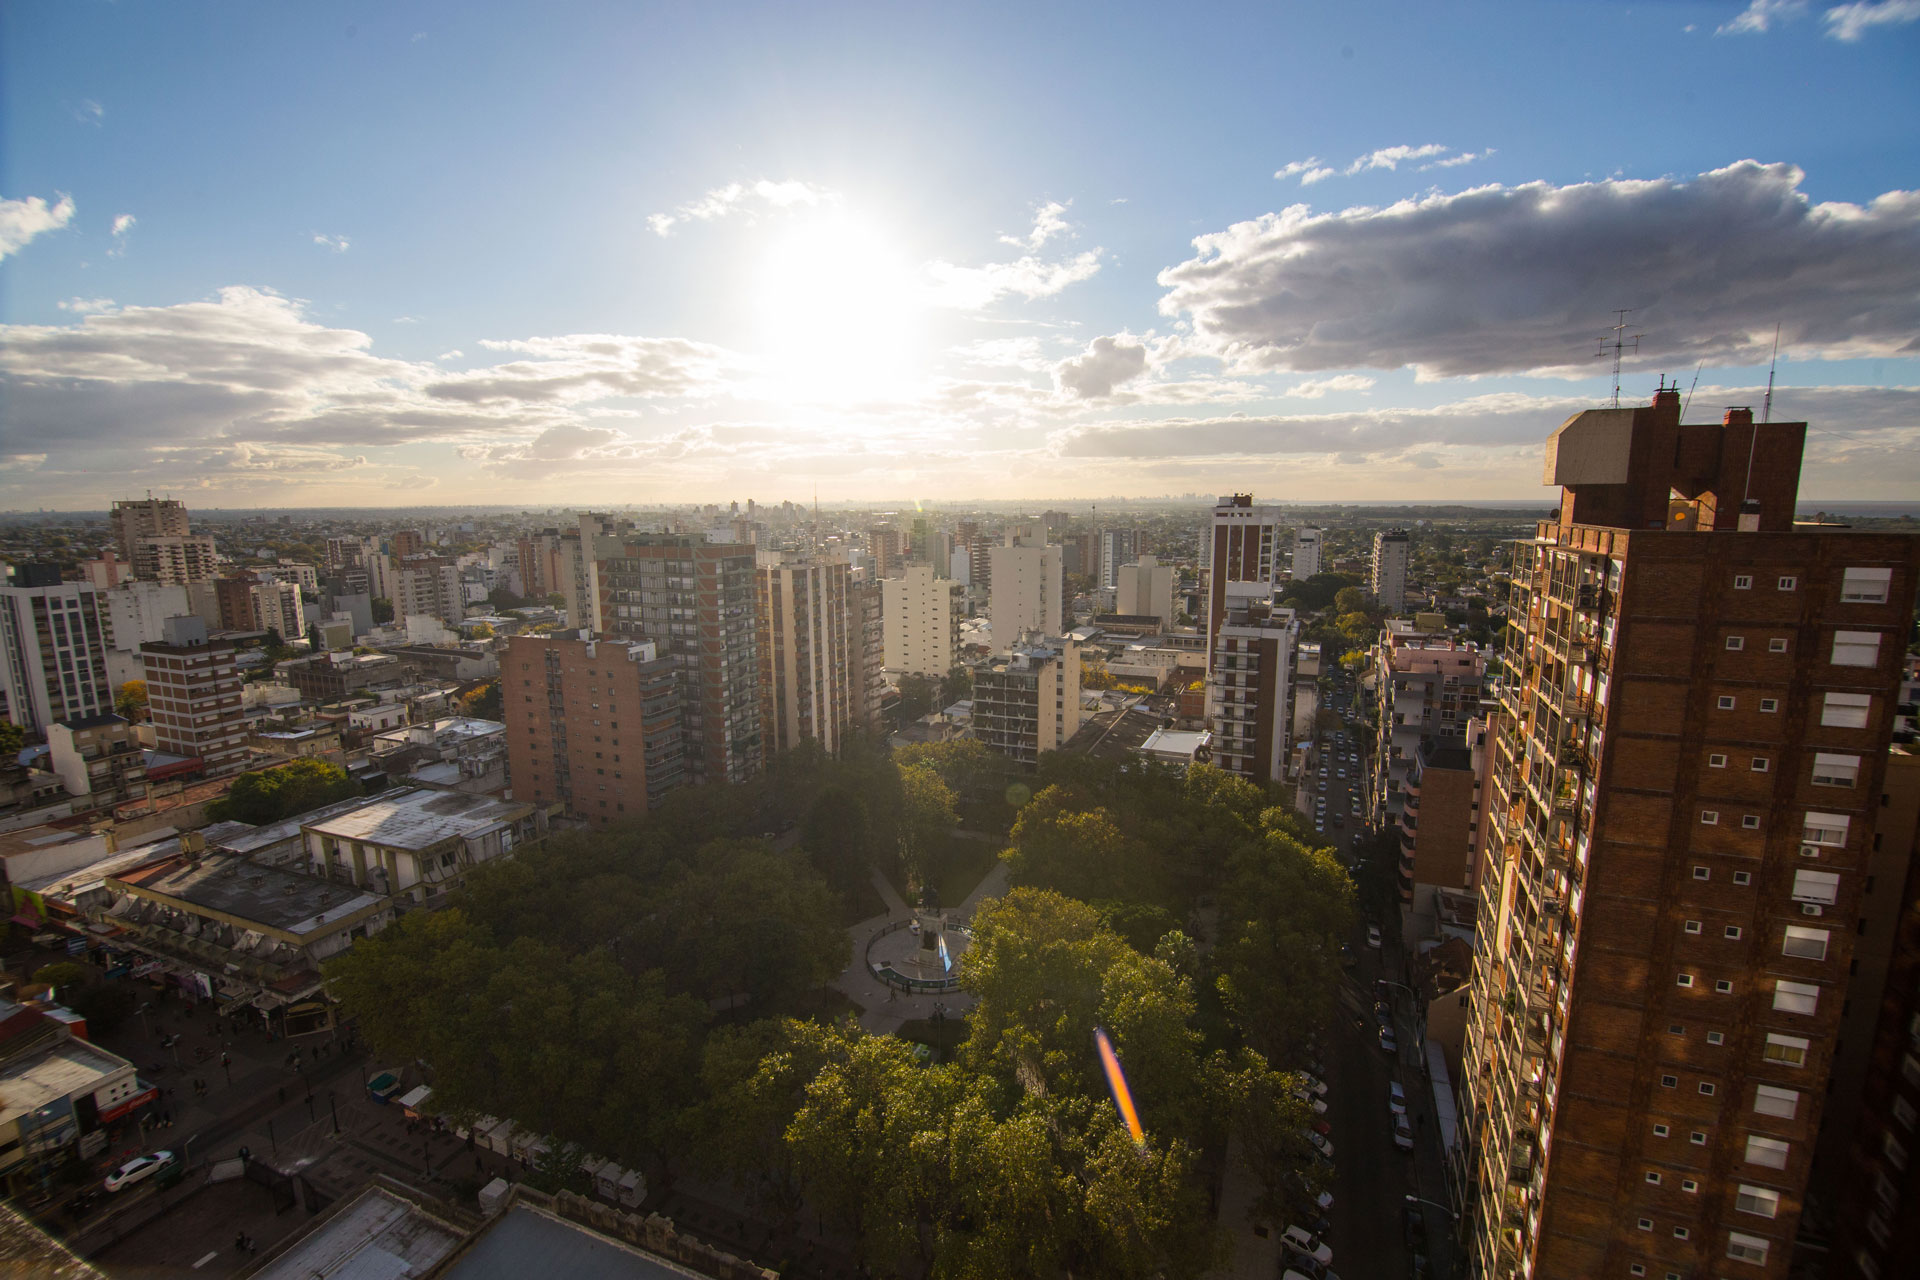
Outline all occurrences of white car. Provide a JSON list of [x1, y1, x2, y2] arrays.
[[1283, 1224, 1334, 1265], [105, 1151, 174, 1192], [1393, 1113, 1414, 1151], [1366, 924, 1382, 948], [1298, 1073, 1328, 1096], [1305, 1130, 1334, 1159], [1389, 1080, 1407, 1115], [1293, 1088, 1329, 1115]]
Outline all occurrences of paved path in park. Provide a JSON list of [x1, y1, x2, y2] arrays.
[[830, 850, 1009, 1034]]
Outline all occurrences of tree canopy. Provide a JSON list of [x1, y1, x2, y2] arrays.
[[206, 758, 360, 825]]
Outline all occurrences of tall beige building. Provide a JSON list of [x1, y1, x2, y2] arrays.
[[756, 553, 873, 756], [1116, 554, 1175, 628], [972, 635, 1081, 769], [882, 565, 964, 678], [110, 497, 190, 567], [988, 543, 1062, 646], [135, 534, 220, 585]]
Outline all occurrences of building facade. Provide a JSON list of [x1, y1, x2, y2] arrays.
[[1293, 527, 1324, 581], [1457, 391, 1919, 1280], [1372, 627, 1488, 825], [109, 497, 191, 570], [134, 534, 220, 585], [881, 564, 964, 678], [140, 615, 247, 776], [1205, 600, 1298, 784], [756, 553, 862, 756], [1372, 528, 1410, 613], [0, 575, 113, 733], [972, 636, 1081, 769], [988, 543, 1063, 646], [1116, 554, 1176, 630], [46, 714, 148, 811]]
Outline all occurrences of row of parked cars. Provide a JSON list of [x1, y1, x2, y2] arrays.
[[1283, 1058, 1337, 1280]]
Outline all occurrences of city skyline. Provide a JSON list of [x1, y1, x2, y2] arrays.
[[4, 1, 1919, 510]]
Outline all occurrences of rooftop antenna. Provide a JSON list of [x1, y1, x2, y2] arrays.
[[1595, 309, 1643, 408], [1761, 322, 1781, 423], [1680, 361, 1703, 423]]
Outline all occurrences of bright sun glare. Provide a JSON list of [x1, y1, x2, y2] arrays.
[[752, 212, 926, 402]]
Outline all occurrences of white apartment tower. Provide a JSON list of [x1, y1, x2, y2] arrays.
[[1116, 554, 1176, 629], [1371, 528, 1410, 613], [0, 572, 113, 733], [1100, 529, 1140, 591], [989, 543, 1063, 647], [882, 565, 965, 678], [1292, 528, 1323, 581]]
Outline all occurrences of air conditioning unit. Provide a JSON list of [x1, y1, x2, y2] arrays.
[[1801, 903, 1823, 916], [1800, 844, 1822, 859]]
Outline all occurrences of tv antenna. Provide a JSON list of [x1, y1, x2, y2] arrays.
[[1761, 323, 1781, 423], [1595, 309, 1643, 408]]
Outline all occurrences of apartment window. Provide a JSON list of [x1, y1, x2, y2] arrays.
[[1681, 1179, 1697, 1193], [1716, 980, 1734, 994], [1629, 1267, 1646, 1278], [1661, 1074, 1679, 1088], [1724, 925, 1743, 940], [1637, 1218, 1654, 1232], [1669, 1023, 1686, 1035], [1645, 1170, 1662, 1184], [1685, 920, 1703, 934], [1718, 695, 1737, 710], [1701, 811, 1720, 826], [1782, 926, 1829, 960], [1892, 1095, 1917, 1131], [1677, 973, 1695, 988], [1693, 866, 1711, 880], [1733, 871, 1752, 886], [1700, 1082, 1717, 1096], [1822, 692, 1872, 729], [1803, 812, 1850, 848], [1746, 1135, 1790, 1169], [1768, 637, 1789, 653], [1653, 1123, 1670, 1137], [1742, 815, 1762, 830], [1754, 1085, 1800, 1119], [1707, 1031, 1725, 1045], [1814, 752, 1863, 788], [1690, 1131, 1708, 1145], [1793, 868, 1840, 905], [1764, 1033, 1810, 1067], [1751, 756, 1770, 773], [1760, 697, 1779, 713], [1774, 980, 1819, 1014], [1726, 1233, 1771, 1265], [1734, 574, 1753, 590], [1884, 1132, 1909, 1171], [1726, 635, 1746, 651], [1840, 567, 1892, 603], [1736, 1184, 1781, 1218], [1833, 630, 1883, 668], [1673, 1227, 1689, 1240], [1710, 753, 1728, 768]]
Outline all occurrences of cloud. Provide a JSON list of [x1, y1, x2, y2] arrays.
[[1275, 157, 1338, 185], [0, 194, 77, 261], [1277, 146, 1486, 184], [312, 233, 350, 253], [1157, 161, 1920, 378], [392, 315, 421, 324], [58, 297, 117, 315], [949, 337, 1056, 373], [1424, 149, 1495, 170], [1282, 374, 1377, 399], [431, 334, 734, 405], [1054, 335, 1153, 399], [71, 99, 104, 126], [925, 251, 1102, 309], [438, 350, 463, 361], [1825, 0, 1920, 39], [647, 179, 835, 236], [1344, 144, 1450, 176], [1718, 0, 1808, 34], [107, 213, 136, 257], [1000, 201, 1073, 250]]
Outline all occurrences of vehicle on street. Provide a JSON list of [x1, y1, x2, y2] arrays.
[[1389, 1080, 1407, 1115], [105, 1152, 175, 1192], [1403, 1203, 1427, 1251], [1297, 1073, 1328, 1096], [1393, 1113, 1414, 1150], [1306, 1130, 1334, 1159], [1378, 1025, 1398, 1054], [1366, 923, 1382, 949], [1282, 1225, 1334, 1266], [1310, 1118, 1332, 1137], [1293, 1088, 1328, 1114], [1332, 812, 1345, 826]]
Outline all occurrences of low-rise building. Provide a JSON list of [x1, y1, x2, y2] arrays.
[[971, 635, 1082, 769], [46, 715, 148, 812], [370, 717, 508, 794], [302, 788, 542, 906], [0, 1000, 150, 1194]]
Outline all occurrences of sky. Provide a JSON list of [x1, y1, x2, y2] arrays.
[[3, 0, 1918, 511]]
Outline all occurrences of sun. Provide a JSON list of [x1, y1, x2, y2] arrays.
[[750, 210, 926, 401]]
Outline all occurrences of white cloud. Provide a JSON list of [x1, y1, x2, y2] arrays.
[[0, 194, 76, 261], [71, 99, 104, 126], [1345, 144, 1449, 176], [1280, 146, 1486, 184], [1158, 161, 1920, 378], [647, 178, 836, 236], [1423, 149, 1495, 170], [1718, 0, 1809, 34], [57, 297, 116, 315], [438, 350, 464, 361], [949, 337, 1056, 373], [1054, 334, 1153, 399], [107, 214, 136, 257], [1000, 200, 1073, 250], [925, 250, 1102, 310], [313, 233, 350, 253], [1275, 157, 1339, 185], [434, 334, 735, 404], [1283, 374, 1377, 399], [1825, 0, 1920, 39]]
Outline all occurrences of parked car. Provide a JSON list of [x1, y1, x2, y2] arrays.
[[1389, 1080, 1407, 1115], [104, 1151, 175, 1193], [1310, 1118, 1332, 1137], [1379, 1025, 1398, 1054], [1297, 1073, 1329, 1096], [1393, 1113, 1414, 1150], [1293, 1089, 1329, 1115], [1366, 923, 1382, 948], [1306, 1130, 1334, 1160], [1403, 1203, 1428, 1251], [1282, 1224, 1334, 1266]]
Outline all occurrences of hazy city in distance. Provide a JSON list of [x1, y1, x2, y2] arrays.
[[2, 5, 1919, 1280]]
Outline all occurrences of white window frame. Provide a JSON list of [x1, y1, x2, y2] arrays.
[[1745, 1135, 1790, 1169], [1840, 567, 1892, 604], [1736, 1184, 1781, 1218], [1792, 869, 1840, 905], [1710, 753, 1728, 768], [1760, 697, 1779, 713], [1727, 1232, 1771, 1265], [1822, 692, 1872, 729], [1833, 630, 1883, 668], [1813, 753, 1861, 787], [1734, 574, 1753, 590], [1782, 926, 1829, 960], [1803, 812, 1850, 849], [1751, 756, 1770, 772], [1726, 635, 1746, 651], [1753, 1084, 1800, 1119], [1685, 919, 1703, 934], [1743, 815, 1762, 830], [1701, 810, 1720, 826], [1718, 695, 1738, 710], [1778, 575, 1797, 591], [1677, 973, 1695, 988], [1765, 1033, 1809, 1067]]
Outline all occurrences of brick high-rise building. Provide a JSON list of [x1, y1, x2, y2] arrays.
[[755, 553, 864, 756], [1457, 390, 1919, 1280], [504, 633, 685, 825], [110, 497, 190, 568], [134, 534, 219, 585], [1204, 598, 1298, 784], [391, 530, 427, 561], [139, 615, 246, 775], [595, 533, 762, 784], [972, 635, 1081, 770]]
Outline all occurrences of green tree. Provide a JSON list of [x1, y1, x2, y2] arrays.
[[0, 718, 23, 759], [33, 962, 89, 990], [896, 763, 958, 894], [371, 596, 396, 623], [460, 679, 503, 720], [545, 592, 566, 610], [206, 758, 361, 824], [469, 621, 495, 639], [114, 680, 148, 721], [897, 673, 936, 722], [1333, 586, 1368, 616], [939, 664, 973, 708]]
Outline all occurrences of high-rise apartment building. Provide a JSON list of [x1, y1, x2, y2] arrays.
[[1292, 528, 1324, 581], [882, 565, 964, 678], [849, 580, 887, 734], [972, 636, 1081, 769], [1204, 599, 1298, 784], [391, 530, 427, 561], [1457, 391, 1918, 1280], [504, 633, 686, 825], [1099, 529, 1140, 591], [391, 557, 465, 627], [0, 572, 112, 733], [867, 526, 905, 580], [756, 553, 866, 756], [140, 615, 246, 775], [1116, 554, 1176, 629], [1372, 528, 1410, 613], [955, 522, 991, 591], [99, 581, 192, 686], [988, 543, 1063, 645], [110, 497, 190, 568], [595, 533, 762, 784], [134, 534, 220, 585], [1372, 622, 1487, 824]]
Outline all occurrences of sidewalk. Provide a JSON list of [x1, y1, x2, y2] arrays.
[[829, 860, 1008, 1035]]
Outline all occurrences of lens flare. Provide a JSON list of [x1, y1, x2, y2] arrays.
[[937, 933, 952, 973], [1094, 1027, 1146, 1148]]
